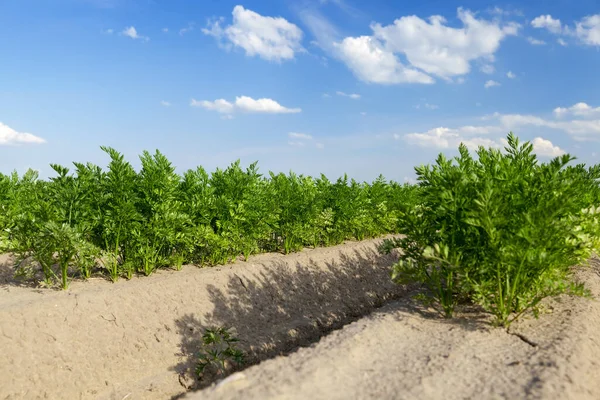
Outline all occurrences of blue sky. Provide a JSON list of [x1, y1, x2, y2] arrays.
[[1, 0, 599, 182]]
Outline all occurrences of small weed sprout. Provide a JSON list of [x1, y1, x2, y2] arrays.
[[195, 327, 246, 379]]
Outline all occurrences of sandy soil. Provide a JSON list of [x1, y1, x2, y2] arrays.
[[0, 238, 406, 400], [186, 259, 600, 400]]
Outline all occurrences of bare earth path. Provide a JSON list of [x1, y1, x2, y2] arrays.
[[189, 259, 600, 400]]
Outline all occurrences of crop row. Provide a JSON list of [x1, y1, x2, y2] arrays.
[[0, 147, 420, 289]]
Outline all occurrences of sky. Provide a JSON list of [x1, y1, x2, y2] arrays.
[[0, 0, 599, 182]]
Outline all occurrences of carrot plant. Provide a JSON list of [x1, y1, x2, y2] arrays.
[[98, 146, 140, 281], [381, 133, 600, 326], [133, 150, 190, 275]]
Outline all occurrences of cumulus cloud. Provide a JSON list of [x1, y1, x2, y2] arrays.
[[399, 102, 600, 156], [575, 15, 600, 46], [333, 8, 518, 84], [121, 26, 149, 41], [336, 91, 360, 99], [496, 103, 600, 141], [531, 15, 564, 34], [554, 102, 600, 118], [506, 71, 516, 79], [191, 98, 235, 113], [403, 126, 502, 150], [160, 100, 171, 107], [402, 125, 564, 157], [235, 96, 301, 113], [302, 7, 517, 85], [191, 96, 301, 114], [0, 122, 46, 146], [334, 36, 435, 84], [531, 137, 565, 157], [484, 80, 500, 88], [531, 13, 600, 47], [203, 5, 304, 61]]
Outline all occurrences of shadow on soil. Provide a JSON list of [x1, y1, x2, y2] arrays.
[[170, 243, 490, 398]]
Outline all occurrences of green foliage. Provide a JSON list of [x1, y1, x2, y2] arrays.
[[382, 133, 600, 326], [195, 327, 245, 379], [0, 146, 418, 288]]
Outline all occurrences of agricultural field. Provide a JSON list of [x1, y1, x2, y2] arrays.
[[1, 134, 600, 399]]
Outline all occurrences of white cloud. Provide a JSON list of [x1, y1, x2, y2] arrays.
[[506, 71, 516, 79], [0, 122, 46, 146], [322, 93, 331, 98], [121, 26, 149, 41], [531, 14, 600, 47], [403, 126, 502, 150], [202, 5, 304, 62], [531, 15, 563, 34], [531, 137, 565, 157], [316, 142, 325, 149], [527, 37, 546, 45], [401, 124, 564, 157], [235, 96, 301, 113], [367, 8, 518, 80], [288, 141, 306, 147], [334, 35, 434, 84], [303, 7, 516, 85], [288, 132, 313, 140], [191, 98, 235, 113], [493, 104, 600, 141], [103, 28, 114, 34], [553, 102, 600, 118], [480, 64, 495, 74], [179, 23, 195, 36], [484, 80, 500, 88], [162, 28, 169, 33], [399, 102, 600, 155], [160, 100, 171, 107], [575, 14, 600, 46], [336, 91, 361, 99], [191, 96, 301, 114]]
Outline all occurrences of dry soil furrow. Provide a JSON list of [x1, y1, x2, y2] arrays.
[[188, 259, 600, 400]]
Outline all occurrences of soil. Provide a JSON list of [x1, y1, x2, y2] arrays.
[[1, 240, 599, 400], [0, 238, 406, 399], [186, 258, 600, 400]]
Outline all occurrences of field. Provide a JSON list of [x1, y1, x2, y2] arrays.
[[1, 134, 600, 399]]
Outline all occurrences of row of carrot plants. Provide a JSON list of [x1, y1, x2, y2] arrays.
[[0, 147, 420, 289]]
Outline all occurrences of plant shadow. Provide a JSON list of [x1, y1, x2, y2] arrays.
[[170, 242, 490, 398]]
